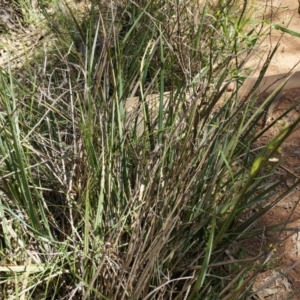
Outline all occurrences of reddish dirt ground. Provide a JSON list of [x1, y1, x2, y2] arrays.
[[250, 88, 300, 299], [241, 1, 300, 298]]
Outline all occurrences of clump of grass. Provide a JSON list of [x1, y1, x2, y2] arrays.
[[0, 0, 298, 299]]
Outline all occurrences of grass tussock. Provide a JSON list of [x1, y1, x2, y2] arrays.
[[0, 0, 299, 299]]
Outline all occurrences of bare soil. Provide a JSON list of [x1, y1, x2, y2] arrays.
[[241, 1, 300, 299], [249, 0, 300, 76], [250, 88, 300, 300]]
